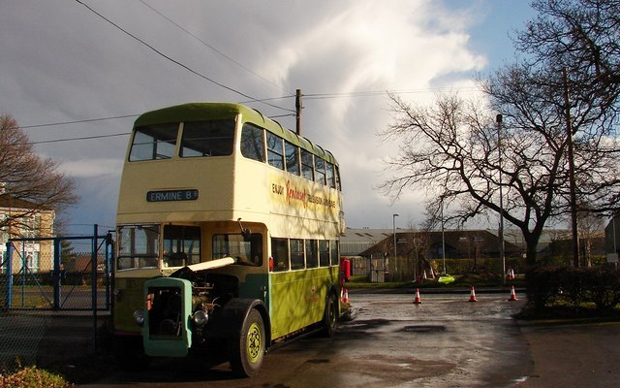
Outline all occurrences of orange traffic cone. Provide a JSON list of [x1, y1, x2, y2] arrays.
[[413, 288, 422, 304], [340, 287, 344, 301], [343, 289, 350, 303], [508, 286, 518, 301], [468, 286, 477, 302]]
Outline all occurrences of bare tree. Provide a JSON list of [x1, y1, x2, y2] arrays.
[[576, 206, 606, 266], [516, 0, 620, 121], [513, 0, 620, 213], [381, 67, 618, 267], [380, 0, 620, 266], [0, 115, 78, 234]]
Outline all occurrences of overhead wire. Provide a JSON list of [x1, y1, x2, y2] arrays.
[[30, 133, 130, 145], [21, 114, 137, 130], [303, 86, 481, 100], [74, 0, 294, 113], [137, 0, 292, 96], [23, 2, 481, 143], [21, 85, 479, 141]]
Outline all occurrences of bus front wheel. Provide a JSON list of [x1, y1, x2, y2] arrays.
[[228, 308, 265, 377]]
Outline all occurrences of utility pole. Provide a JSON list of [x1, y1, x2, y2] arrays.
[[496, 114, 506, 283], [563, 69, 580, 267], [295, 89, 302, 136], [393, 213, 399, 281]]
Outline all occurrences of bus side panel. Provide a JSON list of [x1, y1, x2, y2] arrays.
[[239, 273, 269, 301], [269, 266, 339, 339]]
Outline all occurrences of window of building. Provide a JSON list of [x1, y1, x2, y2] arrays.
[[26, 252, 39, 273], [0, 214, 7, 245]]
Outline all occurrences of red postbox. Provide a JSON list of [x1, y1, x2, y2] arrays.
[[340, 258, 351, 282]]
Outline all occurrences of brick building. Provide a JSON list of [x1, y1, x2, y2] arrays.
[[0, 194, 55, 274]]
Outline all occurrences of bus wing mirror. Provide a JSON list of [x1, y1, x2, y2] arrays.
[[237, 218, 252, 240]]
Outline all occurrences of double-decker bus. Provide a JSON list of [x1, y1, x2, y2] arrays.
[[112, 102, 345, 377]]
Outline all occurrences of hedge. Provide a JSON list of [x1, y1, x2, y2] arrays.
[[525, 265, 620, 314]]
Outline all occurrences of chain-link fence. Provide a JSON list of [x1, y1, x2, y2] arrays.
[[0, 230, 112, 368]]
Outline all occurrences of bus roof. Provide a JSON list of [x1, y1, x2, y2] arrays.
[[134, 103, 338, 166]]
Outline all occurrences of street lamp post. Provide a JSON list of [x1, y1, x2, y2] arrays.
[[393, 213, 399, 281], [441, 197, 446, 275], [497, 114, 506, 283]]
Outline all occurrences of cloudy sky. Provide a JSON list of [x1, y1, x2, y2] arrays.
[[1, 0, 536, 235]]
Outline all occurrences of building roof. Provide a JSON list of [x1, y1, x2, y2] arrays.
[[0, 194, 41, 210], [341, 227, 603, 258], [340, 228, 396, 256], [358, 229, 522, 259], [0, 195, 54, 221]]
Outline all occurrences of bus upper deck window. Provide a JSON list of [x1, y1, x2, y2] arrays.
[[180, 120, 235, 157], [315, 158, 326, 185], [285, 141, 300, 175], [267, 133, 284, 170], [301, 149, 314, 181], [326, 162, 336, 189], [240, 123, 265, 162], [129, 124, 179, 161]]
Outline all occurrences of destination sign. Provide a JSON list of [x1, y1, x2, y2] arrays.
[[146, 189, 199, 202]]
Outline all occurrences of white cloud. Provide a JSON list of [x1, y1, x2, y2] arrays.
[[61, 159, 124, 178], [0, 0, 530, 231]]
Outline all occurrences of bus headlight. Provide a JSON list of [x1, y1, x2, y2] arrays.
[[133, 309, 145, 326], [192, 310, 209, 326]]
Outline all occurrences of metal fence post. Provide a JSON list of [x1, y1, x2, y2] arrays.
[[5, 242, 13, 309], [105, 232, 113, 310], [92, 224, 98, 351], [20, 244, 25, 308], [53, 238, 61, 310]]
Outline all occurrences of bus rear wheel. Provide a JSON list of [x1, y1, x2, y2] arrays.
[[228, 308, 265, 377], [322, 293, 338, 337]]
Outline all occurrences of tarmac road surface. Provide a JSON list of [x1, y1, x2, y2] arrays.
[[83, 292, 532, 388], [515, 321, 620, 388]]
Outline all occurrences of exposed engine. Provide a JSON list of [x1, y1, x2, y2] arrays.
[[146, 266, 238, 344]]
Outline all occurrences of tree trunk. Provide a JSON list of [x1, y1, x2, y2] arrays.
[[524, 232, 541, 267]]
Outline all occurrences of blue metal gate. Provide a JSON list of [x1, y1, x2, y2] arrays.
[[1, 225, 113, 312], [0, 225, 113, 367]]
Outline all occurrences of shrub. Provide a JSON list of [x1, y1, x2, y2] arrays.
[[0, 366, 71, 388], [525, 265, 620, 315], [525, 265, 563, 312], [583, 266, 620, 313]]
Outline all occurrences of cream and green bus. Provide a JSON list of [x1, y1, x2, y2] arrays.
[[112, 102, 345, 377]]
